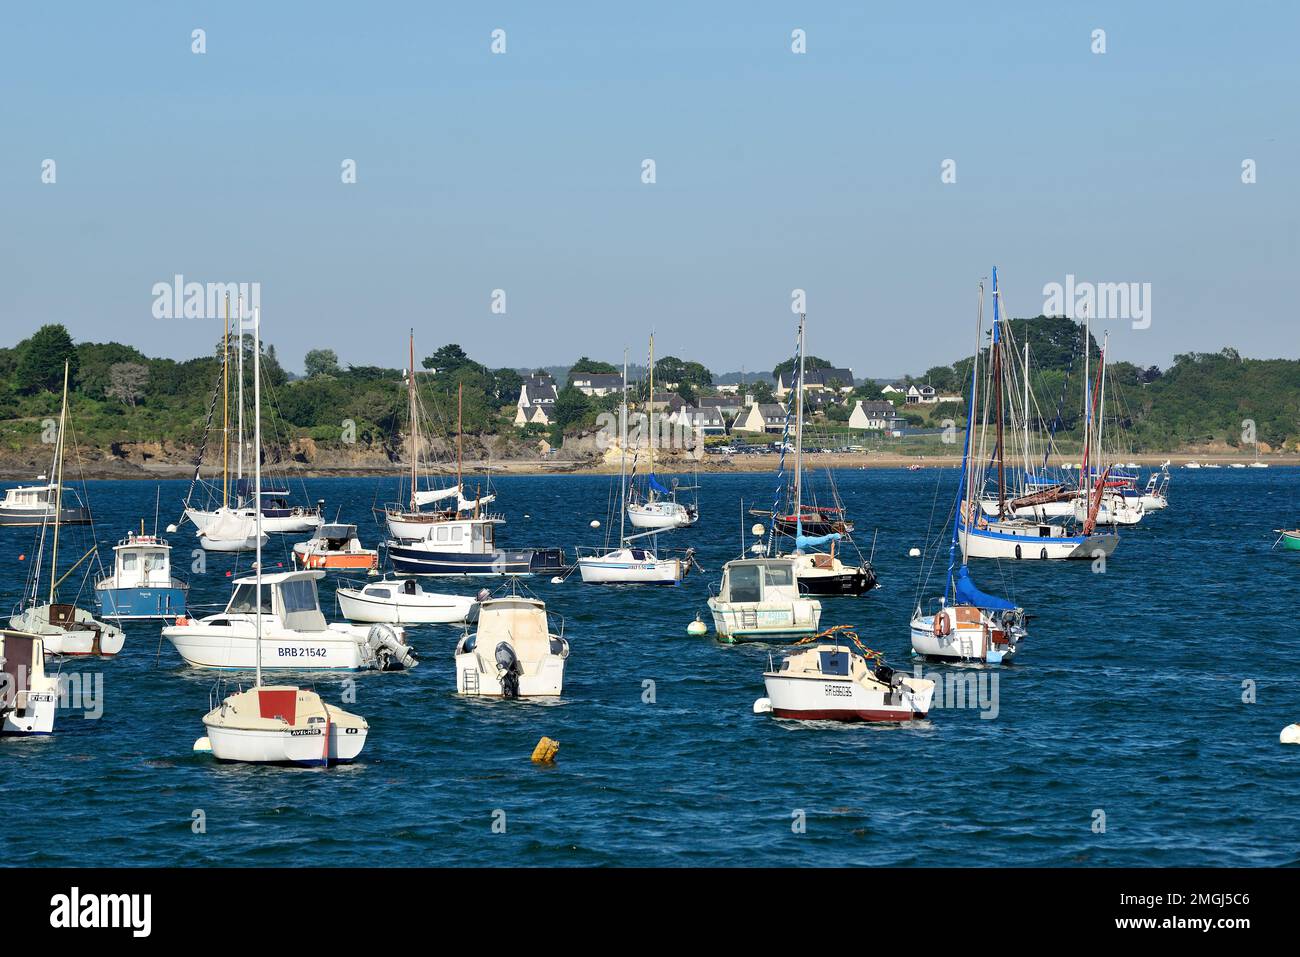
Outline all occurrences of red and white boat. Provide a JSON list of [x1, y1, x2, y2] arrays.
[[292, 523, 379, 571], [755, 633, 935, 722]]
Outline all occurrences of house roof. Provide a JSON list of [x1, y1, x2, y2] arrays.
[[803, 367, 854, 387], [570, 372, 622, 388]]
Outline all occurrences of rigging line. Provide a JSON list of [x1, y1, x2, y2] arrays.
[[912, 464, 948, 608]]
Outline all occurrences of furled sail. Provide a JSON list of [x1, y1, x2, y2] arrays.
[[414, 485, 461, 507], [458, 492, 496, 511]]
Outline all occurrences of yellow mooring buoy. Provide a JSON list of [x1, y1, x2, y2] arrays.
[[531, 737, 560, 764]]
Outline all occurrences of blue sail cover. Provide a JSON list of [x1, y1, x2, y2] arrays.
[[648, 474, 671, 495], [953, 566, 1016, 611], [796, 532, 841, 551]]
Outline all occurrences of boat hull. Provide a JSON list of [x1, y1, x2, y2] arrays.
[[454, 652, 565, 697], [163, 622, 378, 670], [706, 598, 822, 643], [335, 587, 475, 624], [909, 615, 1019, 663], [796, 566, 877, 596], [187, 507, 321, 534], [8, 606, 125, 657], [627, 502, 697, 529], [577, 556, 684, 584], [0, 504, 91, 526], [95, 584, 188, 620], [762, 673, 933, 722], [387, 543, 565, 577], [1280, 532, 1300, 551], [957, 520, 1118, 560], [293, 551, 378, 571], [204, 720, 366, 765]]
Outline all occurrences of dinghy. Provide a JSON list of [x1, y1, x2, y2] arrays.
[[454, 592, 568, 697], [757, 630, 935, 722], [0, 629, 58, 736], [336, 578, 477, 624]]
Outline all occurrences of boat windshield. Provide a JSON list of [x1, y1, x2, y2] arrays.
[[727, 564, 763, 602], [279, 579, 320, 614], [763, 563, 793, 587], [227, 584, 272, 615]]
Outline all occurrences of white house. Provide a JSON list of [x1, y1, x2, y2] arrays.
[[670, 405, 729, 437], [848, 399, 905, 432], [515, 373, 558, 426], [733, 402, 790, 434], [570, 372, 622, 397], [775, 367, 855, 399]]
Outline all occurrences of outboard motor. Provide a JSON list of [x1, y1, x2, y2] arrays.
[[364, 624, 418, 671], [494, 641, 521, 699]]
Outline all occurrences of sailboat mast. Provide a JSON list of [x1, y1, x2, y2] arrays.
[[1081, 307, 1090, 491], [1023, 340, 1031, 483], [619, 349, 628, 545], [222, 295, 230, 510], [957, 283, 983, 572], [457, 382, 463, 491], [647, 333, 655, 488], [253, 307, 264, 689], [992, 273, 1006, 517], [408, 330, 417, 511], [794, 313, 806, 544], [236, 293, 245, 494], [47, 360, 69, 604]]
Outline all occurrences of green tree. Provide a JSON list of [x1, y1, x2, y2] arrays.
[[17, 324, 79, 392], [304, 348, 340, 378], [568, 356, 618, 377], [772, 355, 832, 383]]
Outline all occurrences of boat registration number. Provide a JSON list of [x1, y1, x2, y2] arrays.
[[823, 683, 852, 698], [289, 728, 324, 736], [276, 647, 328, 658]]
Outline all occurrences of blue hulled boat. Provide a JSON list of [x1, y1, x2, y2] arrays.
[[94, 530, 188, 620]]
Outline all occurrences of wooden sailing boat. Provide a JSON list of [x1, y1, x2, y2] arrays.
[[196, 308, 370, 765], [627, 334, 699, 530], [9, 361, 125, 658], [955, 269, 1119, 560]]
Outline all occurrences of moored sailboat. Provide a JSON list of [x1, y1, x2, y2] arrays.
[[194, 307, 372, 767]]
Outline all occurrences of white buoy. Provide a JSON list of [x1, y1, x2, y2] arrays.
[[550, 576, 564, 584], [590, 519, 600, 528], [166, 524, 178, 533], [524, 514, 531, 519], [753, 697, 772, 714], [908, 547, 921, 557], [751, 523, 766, 537], [1282, 724, 1300, 745], [193, 736, 212, 753], [686, 615, 708, 636]]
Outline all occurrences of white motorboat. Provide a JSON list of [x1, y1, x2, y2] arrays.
[[757, 637, 935, 722], [292, 523, 379, 571], [0, 478, 90, 527], [201, 683, 368, 765], [194, 307, 369, 767], [163, 569, 416, 671], [336, 578, 478, 624], [707, 557, 822, 643], [197, 508, 268, 551], [1, 629, 58, 736], [454, 593, 568, 697], [1184, 461, 1202, 469], [9, 361, 125, 659]]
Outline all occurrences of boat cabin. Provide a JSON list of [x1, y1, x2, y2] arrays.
[[414, 516, 501, 555], [717, 558, 801, 604], [110, 533, 174, 588], [469, 597, 562, 661], [220, 570, 328, 632]]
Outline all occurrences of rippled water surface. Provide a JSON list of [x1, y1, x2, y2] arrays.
[[3, 469, 1298, 866]]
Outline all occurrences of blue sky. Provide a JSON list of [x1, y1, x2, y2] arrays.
[[2, 2, 1295, 378]]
